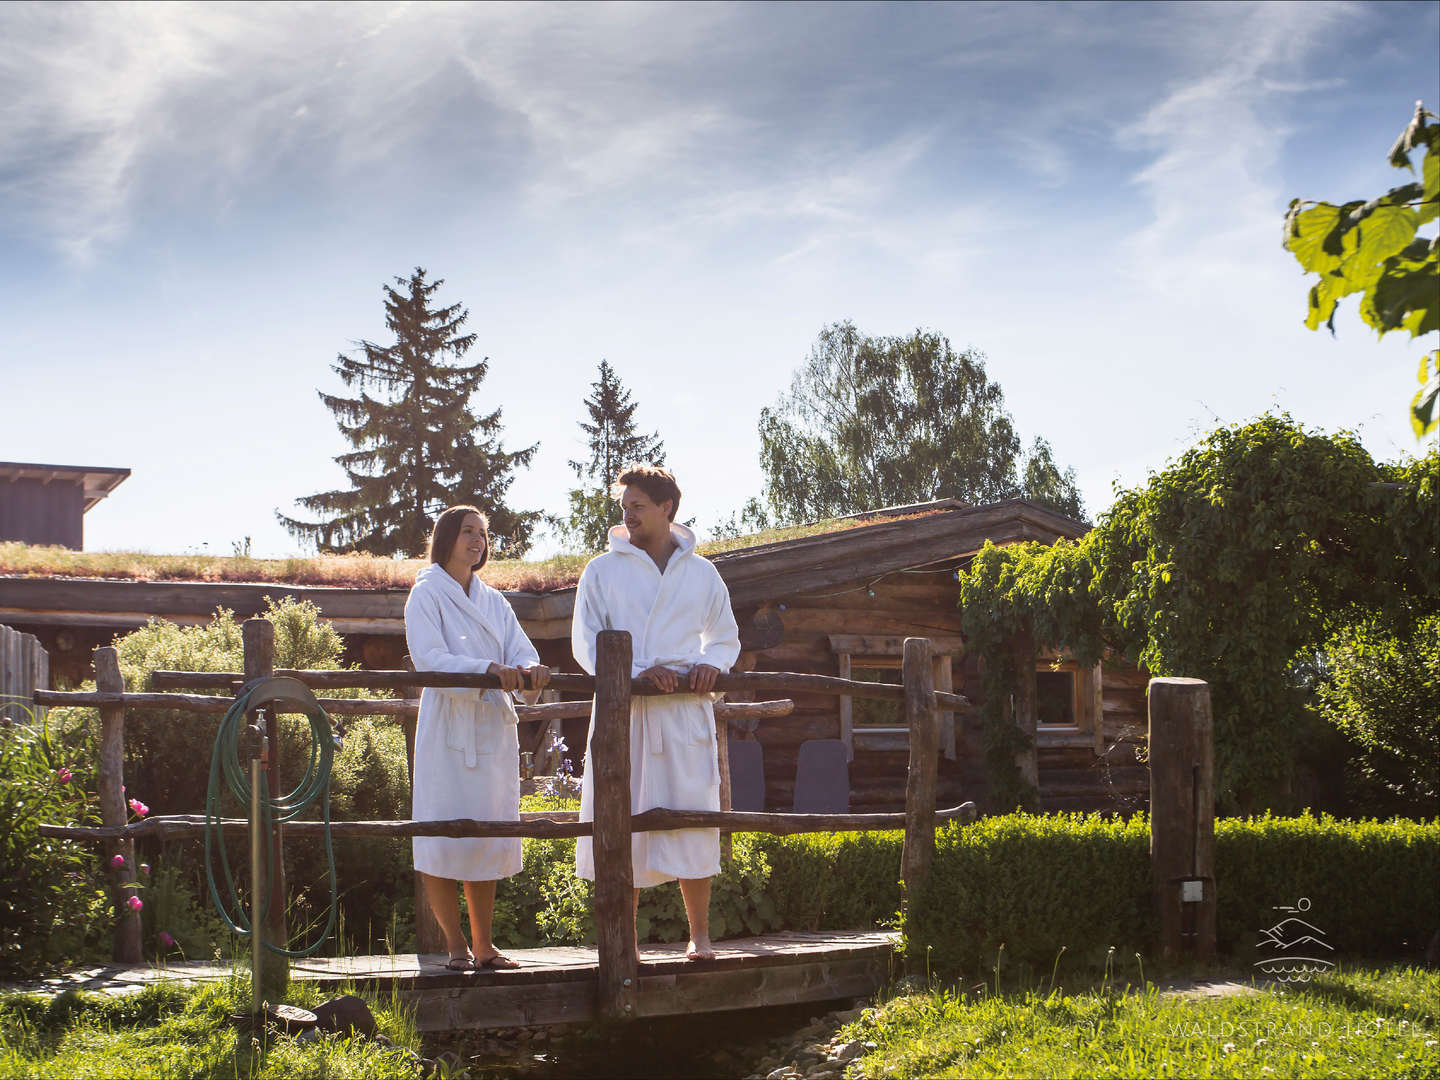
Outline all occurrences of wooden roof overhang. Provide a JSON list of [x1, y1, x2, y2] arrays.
[[0, 461, 131, 513], [0, 499, 1087, 641]]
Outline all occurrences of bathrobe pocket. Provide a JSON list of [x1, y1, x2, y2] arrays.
[[438, 691, 510, 766]]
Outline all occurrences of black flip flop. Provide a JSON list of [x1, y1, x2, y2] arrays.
[[445, 956, 475, 971]]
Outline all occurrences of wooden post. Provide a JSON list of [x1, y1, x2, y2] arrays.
[[94, 647, 142, 963], [900, 638, 938, 934], [837, 653, 854, 762], [242, 619, 288, 997], [716, 706, 733, 863], [1148, 677, 1216, 962], [1011, 629, 1039, 808], [399, 657, 446, 956], [592, 630, 637, 1020]]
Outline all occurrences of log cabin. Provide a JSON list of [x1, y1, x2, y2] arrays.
[[0, 497, 1148, 812]]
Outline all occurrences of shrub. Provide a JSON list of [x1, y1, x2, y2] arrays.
[[60, 599, 414, 961], [1313, 615, 1440, 815], [903, 813, 1152, 981], [759, 829, 904, 932], [1215, 812, 1440, 961], [0, 711, 110, 977]]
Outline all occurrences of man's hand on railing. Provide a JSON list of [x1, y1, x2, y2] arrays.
[[688, 664, 720, 694], [638, 666, 681, 692]]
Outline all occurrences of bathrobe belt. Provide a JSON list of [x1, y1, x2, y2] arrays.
[[634, 663, 716, 756], [439, 688, 511, 767]]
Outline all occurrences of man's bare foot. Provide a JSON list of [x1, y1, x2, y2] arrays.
[[686, 938, 716, 961]]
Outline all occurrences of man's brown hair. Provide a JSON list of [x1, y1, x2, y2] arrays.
[[427, 505, 490, 569], [612, 464, 681, 521]]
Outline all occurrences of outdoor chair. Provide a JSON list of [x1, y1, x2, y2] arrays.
[[791, 738, 850, 814], [728, 738, 766, 812]]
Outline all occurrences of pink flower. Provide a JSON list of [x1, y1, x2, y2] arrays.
[[57, 768, 72, 784], [128, 798, 149, 817], [110, 854, 126, 868], [127, 896, 143, 912], [139, 863, 150, 875], [158, 931, 175, 948]]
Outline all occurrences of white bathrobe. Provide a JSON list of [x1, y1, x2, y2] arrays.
[[573, 522, 741, 887], [404, 564, 539, 881]]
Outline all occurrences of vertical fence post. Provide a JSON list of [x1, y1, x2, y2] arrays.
[[901, 638, 938, 944], [94, 647, 142, 963], [593, 630, 637, 1020], [243, 618, 289, 997], [1148, 677, 1216, 962], [400, 658, 446, 955], [1011, 628, 1039, 806]]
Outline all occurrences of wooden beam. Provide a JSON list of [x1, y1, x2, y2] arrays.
[[900, 637, 938, 950], [39, 802, 979, 841], [93, 647, 141, 963], [31, 690, 796, 725], [591, 630, 637, 1020], [837, 653, 853, 762], [828, 634, 966, 656], [1149, 677, 1216, 962], [243, 619, 289, 999], [146, 667, 968, 709]]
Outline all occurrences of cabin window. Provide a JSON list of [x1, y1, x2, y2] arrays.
[[849, 661, 903, 728], [1036, 668, 1078, 727]]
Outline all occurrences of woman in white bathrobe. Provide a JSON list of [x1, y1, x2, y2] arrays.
[[404, 506, 550, 970]]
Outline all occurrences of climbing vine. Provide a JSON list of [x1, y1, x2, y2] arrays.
[[957, 414, 1437, 813]]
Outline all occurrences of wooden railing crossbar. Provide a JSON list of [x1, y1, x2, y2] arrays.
[[43, 626, 966, 1006], [40, 803, 977, 842], [145, 668, 970, 710], [33, 690, 800, 722]]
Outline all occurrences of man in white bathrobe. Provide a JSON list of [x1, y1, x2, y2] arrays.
[[573, 464, 741, 960]]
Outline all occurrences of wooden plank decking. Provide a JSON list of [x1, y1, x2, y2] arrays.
[[4, 930, 896, 1032]]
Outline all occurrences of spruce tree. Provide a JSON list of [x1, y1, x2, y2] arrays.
[[278, 268, 540, 557], [560, 359, 666, 552]]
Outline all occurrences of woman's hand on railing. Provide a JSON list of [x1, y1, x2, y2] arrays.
[[519, 664, 551, 705], [488, 663, 524, 693]]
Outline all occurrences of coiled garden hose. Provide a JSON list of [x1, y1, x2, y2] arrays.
[[204, 681, 338, 957]]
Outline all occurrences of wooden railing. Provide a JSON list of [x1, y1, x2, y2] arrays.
[[37, 620, 974, 1018]]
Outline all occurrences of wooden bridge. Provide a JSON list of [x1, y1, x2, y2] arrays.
[[37, 625, 976, 1028]]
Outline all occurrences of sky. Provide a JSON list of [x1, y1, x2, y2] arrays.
[[2, 0, 1437, 560]]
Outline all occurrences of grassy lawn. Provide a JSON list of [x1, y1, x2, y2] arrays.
[[0, 978, 425, 1080], [843, 965, 1440, 1079]]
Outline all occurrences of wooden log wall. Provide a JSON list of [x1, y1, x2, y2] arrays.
[[747, 574, 976, 811], [741, 573, 1151, 814]]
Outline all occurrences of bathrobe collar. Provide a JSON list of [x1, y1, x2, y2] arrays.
[[605, 521, 697, 572]]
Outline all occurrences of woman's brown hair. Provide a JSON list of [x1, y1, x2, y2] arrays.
[[427, 505, 490, 570]]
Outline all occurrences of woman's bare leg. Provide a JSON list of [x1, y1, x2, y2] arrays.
[[463, 879, 497, 959], [421, 872, 470, 960]]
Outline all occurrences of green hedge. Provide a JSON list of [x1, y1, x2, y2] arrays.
[[899, 811, 1439, 981], [903, 813, 1152, 980], [1215, 812, 1440, 960]]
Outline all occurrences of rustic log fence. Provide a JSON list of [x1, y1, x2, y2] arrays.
[[0, 623, 48, 726], [36, 621, 974, 1016]]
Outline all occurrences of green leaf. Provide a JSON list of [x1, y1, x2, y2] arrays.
[[1284, 202, 1343, 274], [1410, 351, 1439, 438], [1423, 144, 1439, 207], [1346, 203, 1419, 271], [1364, 247, 1439, 337]]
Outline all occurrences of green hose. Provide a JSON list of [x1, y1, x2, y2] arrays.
[[205, 682, 338, 958]]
